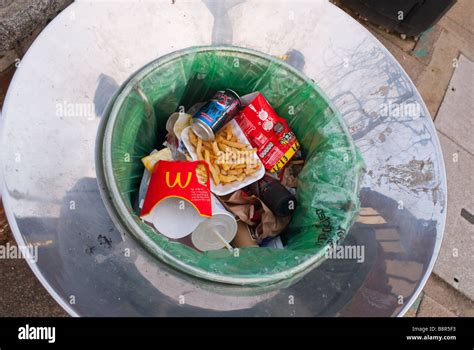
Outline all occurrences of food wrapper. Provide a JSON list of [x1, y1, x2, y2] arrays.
[[279, 159, 305, 188], [219, 190, 291, 242]]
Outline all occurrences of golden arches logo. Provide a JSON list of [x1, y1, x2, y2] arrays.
[[165, 171, 192, 189]]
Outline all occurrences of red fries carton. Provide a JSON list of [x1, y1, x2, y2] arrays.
[[235, 92, 300, 172], [140, 160, 212, 239]]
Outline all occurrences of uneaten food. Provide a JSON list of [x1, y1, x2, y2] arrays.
[[141, 147, 173, 172], [187, 123, 261, 186]]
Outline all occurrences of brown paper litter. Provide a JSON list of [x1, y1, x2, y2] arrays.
[[219, 190, 291, 242]]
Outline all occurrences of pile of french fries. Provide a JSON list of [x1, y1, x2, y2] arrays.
[[188, 123, 261, 185]]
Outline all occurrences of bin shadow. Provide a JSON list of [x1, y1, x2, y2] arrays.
[[13, 180, 436, 316]]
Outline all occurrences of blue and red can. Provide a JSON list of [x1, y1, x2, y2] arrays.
[[191, 89, 242, 140]]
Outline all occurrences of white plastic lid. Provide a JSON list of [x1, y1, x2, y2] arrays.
[[146, 197, 206, 239], [191, 213, 237, 251]]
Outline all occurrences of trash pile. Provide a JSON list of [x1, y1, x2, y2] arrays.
[[138, 89, 303, 253]]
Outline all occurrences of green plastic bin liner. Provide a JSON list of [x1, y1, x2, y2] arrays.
[[99, 46, 364, 286]]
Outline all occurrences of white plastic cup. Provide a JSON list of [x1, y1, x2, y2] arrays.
[[191, 195, 237, 251]]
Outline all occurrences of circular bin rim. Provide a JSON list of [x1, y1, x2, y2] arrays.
[[97, 45, 363, 286], [0, 0, 447, 316]]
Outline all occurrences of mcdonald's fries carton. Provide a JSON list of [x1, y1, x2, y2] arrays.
[[140, 160, 212, 239]]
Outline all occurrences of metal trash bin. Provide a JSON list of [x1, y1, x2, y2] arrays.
[[97, 46, 364, 285]]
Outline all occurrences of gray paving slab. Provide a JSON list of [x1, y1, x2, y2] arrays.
[[435, 55, 474, 154], [433, 132, 474, 300]]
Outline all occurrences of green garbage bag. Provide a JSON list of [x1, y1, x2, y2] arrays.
[[100, 46, 364, 286]]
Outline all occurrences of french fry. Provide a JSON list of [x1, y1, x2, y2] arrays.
[[212, 141, 220, 156], [204, 149, 211, 165], [219, 174, 237, 183], [221, 139, 247, 149], [223, 123, 233, 133], [203, 149, 221, 185], [202, 142, 213, 153], [228, 169, 244, 175], [245, 162, 261, 175], [196, 138, 203, 160], [188, 128, 198, 145], [245, 167, 259, 176], [209, 163, 220, 185]]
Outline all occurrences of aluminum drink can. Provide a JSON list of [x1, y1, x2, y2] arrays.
[[191, 89, 241, 141]]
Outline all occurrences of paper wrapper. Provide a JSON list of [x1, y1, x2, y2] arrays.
[[279, 159, 305, 188], [219, 190, 291, 242], [232, 220, 258, 248]]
